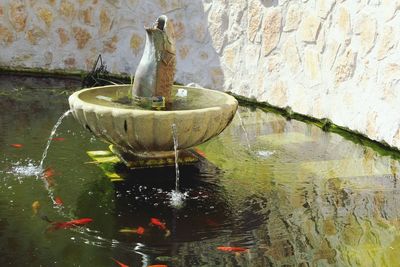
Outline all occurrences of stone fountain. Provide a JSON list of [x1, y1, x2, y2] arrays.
[[68, 15, 238, 168]]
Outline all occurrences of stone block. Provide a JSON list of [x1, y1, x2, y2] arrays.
[[9, 1, 27, 32], [304, 48, 322, 84], [282, 36, 301, 73], [334, 49, 356, 83], [354, 13, 377, 56], [316, 0, 336, 19], [376, 26, 396, 60], [262, 7, 282, 56], [283, 2, 301, 32], [298, 13, 321, 43]]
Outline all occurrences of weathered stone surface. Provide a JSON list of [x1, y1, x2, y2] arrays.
[[80, 7, 93, 25], [316, 26, 326, 53], [269, 80, 288, 107], [44, 51, 53, 66], [103, 35, 118, 53], [210, 67, 224, 89], [267, 54, 282, 74], [173, 20, 185, 40], [366, 112, 378, 138], [304, 48, 321, 83], [60, 0, 75, 19], [9, 1, 27, 32], [383, 0, 400, 21], [99, 8, 112, 35], [208, 5, 229, 53], [298, 13, 321, 43], [130, 33, 143, 55], [336, 7, 351, 36], [383, 63, 400, 81], [37, 7, 53, 28], [334, 49, 356, 83], [0, 24, 14, 45], [376, 26, 396, 60], [179, 45, 189, 59], [283, 2, 301, 32], [57, 28, 70, 45], [282, 36, 300, 73], [324, 41, 341, 69], [199, 51, 208, 60], [64, 57, 76, 68], [26, 26, 46, 45], [247, 0, 263, 42], [222, 45, 237, 69], [316, 0, 336, 19], [72, 27, 91, 49], [262, 7, 282, 56], [193, 24, 206, 43], [354, 14, 377, 56]]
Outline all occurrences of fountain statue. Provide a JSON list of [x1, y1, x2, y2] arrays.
[[68, 15, 238, 168]]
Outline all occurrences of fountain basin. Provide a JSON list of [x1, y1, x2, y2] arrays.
[[68, 84, 238, 163]]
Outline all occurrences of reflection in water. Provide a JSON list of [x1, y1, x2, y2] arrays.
[[1, 76, 400, 266]]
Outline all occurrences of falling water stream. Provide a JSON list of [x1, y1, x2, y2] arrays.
[[39, 110, 72, 170], [236, 111, 252, 151], [236, 110, 275, 158], [169, 123, 186, 208]]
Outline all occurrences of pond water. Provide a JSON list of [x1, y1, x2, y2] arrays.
[[1, 74, 400, 266]]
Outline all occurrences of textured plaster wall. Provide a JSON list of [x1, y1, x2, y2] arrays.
[[0, 0, 400, 149]]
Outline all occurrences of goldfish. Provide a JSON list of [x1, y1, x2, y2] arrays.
[[10, 143, 23, 148], [42, 167, 55, 187], [119, 226, 145, 235], [54, 196, 63, 206], [194, 147, 206, 157], [150, 218, 166, 230], [111, 258, 129, 267], [32, 201, 40, 215], [217, 246, 248, 252], [47, 218, 93, 231], [51, 137, 65, 141]]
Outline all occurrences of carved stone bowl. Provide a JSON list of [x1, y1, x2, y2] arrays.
[[68, 84, 238, 162]]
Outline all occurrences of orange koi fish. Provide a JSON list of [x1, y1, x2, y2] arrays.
[[150, 218, 166, 230], [32, 201, 40, 215], [42, 167, 55, 187], [48, 218, 93, 231], [111, 258, 129, 267], [119, 226, 145, 235], [10, 143, 23, 148], [194, 147, 206, 157], [54, 196, 63, 206], [217, 246, 248, 252], [51, 137, 65, 141]]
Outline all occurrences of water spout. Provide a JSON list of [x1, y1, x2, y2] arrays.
[[170, 123, 186, 208], [39, 110, 72, 170], [171, 123, 180, 191]]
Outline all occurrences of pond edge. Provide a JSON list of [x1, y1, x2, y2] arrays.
[[229, 92, 400, 160], [1, 66, 399, 160]]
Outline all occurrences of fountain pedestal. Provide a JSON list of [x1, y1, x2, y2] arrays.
[[109, 145, 199, 169]]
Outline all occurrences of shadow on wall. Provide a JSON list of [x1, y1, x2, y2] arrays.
[[0, 1, 224, 90], [118, 1, 225, 90], [259, 0, 279, 7]]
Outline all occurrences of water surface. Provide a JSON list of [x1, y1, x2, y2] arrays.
[[1, 74, 400, 266]]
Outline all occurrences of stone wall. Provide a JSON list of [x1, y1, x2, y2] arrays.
[[0, 0, 400, 149]]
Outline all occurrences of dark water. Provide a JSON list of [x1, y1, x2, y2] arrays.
[[1, 74, 400, 266]]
